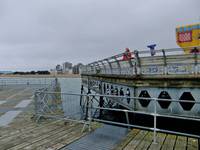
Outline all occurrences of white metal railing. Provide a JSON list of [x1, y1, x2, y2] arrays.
[[0, 77, 55, 86], [34, 92, 200, 142], [81, 46, 200, 76]]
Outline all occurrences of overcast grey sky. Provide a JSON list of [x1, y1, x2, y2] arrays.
[[0, 0, 199, 71]]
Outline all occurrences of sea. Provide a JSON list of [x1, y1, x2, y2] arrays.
[[0, 77, 82, 119]]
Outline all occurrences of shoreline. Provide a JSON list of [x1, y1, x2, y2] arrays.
[[0, 74, 81, 78]]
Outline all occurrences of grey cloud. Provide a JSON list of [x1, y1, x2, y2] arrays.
[[0, 0, 199, 71]]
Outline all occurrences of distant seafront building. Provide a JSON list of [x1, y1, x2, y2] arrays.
[[72, 63, 83, 74], [53, 61, 83, 75], [55, 64, 62, 74], [62, 62, 72, 74]]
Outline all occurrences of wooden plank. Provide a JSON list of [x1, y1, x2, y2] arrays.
[[161, 134, 176, 150], [148, 132, 166, 150], [187, 137, 198, 150], [0, 121, 66, 149], [174, 136, 187, 150], [113, 129, 140, 150], [0, 120, 60, 141], [7, 123, 80, 150], [0, 118, 36, 136], [34, 124, 85, 150], [47, 132, 86, 150], [124, 130, 148, 150], [43, 123, 101, 150], [0, 89, 16, 99], [5, 88, 29, 100], [17, 124, 82, 150], [20, 128, 74, 149], [6, 127, 68, 150], [135, 132, 153, 150]]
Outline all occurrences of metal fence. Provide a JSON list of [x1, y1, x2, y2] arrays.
[[34, 91, 200, 143], [81, 46, 200, 75], [0, 77, 55, 86]]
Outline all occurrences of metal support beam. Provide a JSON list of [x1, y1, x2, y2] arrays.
[[134, 50, 141, 75], [94, 61, 101, 74], [105, 59, 113, 74], [162, 49, 167, 75], [194, 52, 198, 75], [113, 56, 121, 74], [124, 110, 130, 130], [99, 60, 107, 74]]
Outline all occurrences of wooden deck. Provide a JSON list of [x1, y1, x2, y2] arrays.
[[114, 129, 199, 150], [0, 85, 90, 150], [0, 113, 88, 150]]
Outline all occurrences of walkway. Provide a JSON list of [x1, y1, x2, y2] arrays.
[[0, 85, 88, 150], [62, 124, 128, 150], [0, 115, 87, 150], [0, 86, 33, 126], [115, 129, 199, 150]]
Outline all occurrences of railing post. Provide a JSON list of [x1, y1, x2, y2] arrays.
[[162, 49, 167, 75], [82, 93, 92, 132], [34, 91, 38, 116], [113, 56, 121, 75], [88, 95, 93, 131], [85, 65, 88, 74], [153, 98, 157, 144], [134, 50, 141, 75], [105, 59, 113, 74], [80, 85, 84, 106], [84, 95, 89, 121], [100, 60, 107, 74], [94, 61, 101, 74], [194, 52, 198, 75], [91, 64, 96, 74], [124, 110, 130, 130]]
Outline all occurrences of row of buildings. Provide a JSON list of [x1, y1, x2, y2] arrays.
[[53, 62, 83, 74]]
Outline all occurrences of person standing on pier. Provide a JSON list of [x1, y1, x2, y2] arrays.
[[122, 48, 133, 61]]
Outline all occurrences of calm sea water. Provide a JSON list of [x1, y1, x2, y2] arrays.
[[0, 77, 82, 118], [0, 77, 81, 93], [58, 78, 82, 118], [58, 78, 81, 93]]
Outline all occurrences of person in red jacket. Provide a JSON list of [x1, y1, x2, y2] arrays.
[[122, 48, 133, 60]]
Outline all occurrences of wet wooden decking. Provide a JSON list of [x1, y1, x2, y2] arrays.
[[0, 85, 89, 150], [115, 129, 199, 150], [0, 114, 87, 150]]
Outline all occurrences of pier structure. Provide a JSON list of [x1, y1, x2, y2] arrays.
[[0, 71, 199, 149], [80, 46, 200, 139], [81, 46, 200, 115]]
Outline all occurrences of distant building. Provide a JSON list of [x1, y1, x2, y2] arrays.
[[72, 63, 84, 74], [62, 62, 72, 74], [55, 64, 62, 74]]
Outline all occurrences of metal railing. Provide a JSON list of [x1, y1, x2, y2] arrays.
[[0, 77, 55, 86], [34, 91, 200, 142], [81, 46, 200, 76]]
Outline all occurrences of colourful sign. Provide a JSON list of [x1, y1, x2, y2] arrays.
[[177, 31, 192, 43], [176, 23, 200, 53]]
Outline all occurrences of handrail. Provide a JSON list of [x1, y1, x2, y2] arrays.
[[82, 46, 200, 76], [34, 91, 200, 142]]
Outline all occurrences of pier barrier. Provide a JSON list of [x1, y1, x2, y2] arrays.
[[0, 77, 54, 87], [34, 91, 200, 142], [81, 46, 200, 76]]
